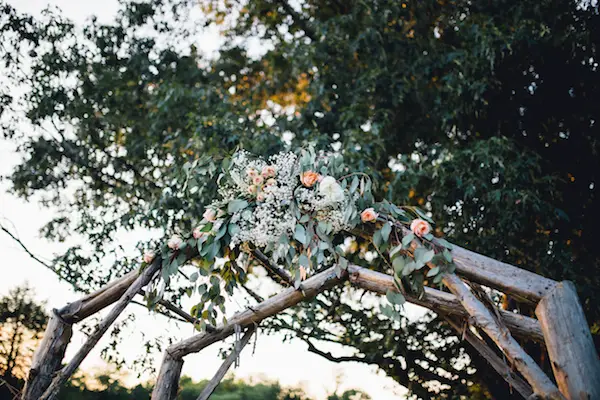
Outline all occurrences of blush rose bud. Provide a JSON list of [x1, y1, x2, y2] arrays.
[[167, 235, 183, 250], [253, 175, 264, 185], [410, 219, 431, 237], [193, 227, 204, 239], [256, 192, 266, 202], [360, 208, 379, 223], [143, 250, 155, 264], [203, 208, 217, 222], [262, 165, 276, 178]]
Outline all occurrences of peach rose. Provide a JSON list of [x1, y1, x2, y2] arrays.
[[247, 185, 257, 194], [167, 235, 183, 250], [253, 175, 264, 185], [410, 218, 431, 237], [265, 178, 277, 186], [256, 192, 266, 202], [143, 250, 155, 264], [301, 171, 320, 187], [262, 165, 276, 178], [360, 208, 379, 223], [203, 208, 217, 222]]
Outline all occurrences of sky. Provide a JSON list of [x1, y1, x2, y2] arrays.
[[0, 1, 413, 398]]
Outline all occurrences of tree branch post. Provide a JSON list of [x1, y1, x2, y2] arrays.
[[535, 281, 600, 399], [196, 325, 256, 400]]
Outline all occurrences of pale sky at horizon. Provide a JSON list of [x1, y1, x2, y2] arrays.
[[0, 1, 416, 399]]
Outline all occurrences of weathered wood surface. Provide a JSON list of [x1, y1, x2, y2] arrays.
[[535, 281, 600, 400], [449, 244, 556, 303], [167, 266, 342, 359], [151, 354, 184, 400], [442, 273, 564, 399], [196, 326, 256, 400], [347, 265, 544, 343], [445, 317, 533, 399], [39, 261, 161, 400], [22, 311, 73, 400], [58, 270, 138, 323]]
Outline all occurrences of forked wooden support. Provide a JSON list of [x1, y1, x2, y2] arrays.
[[442, 273, 565, 399], [39, 260, 161, 400]]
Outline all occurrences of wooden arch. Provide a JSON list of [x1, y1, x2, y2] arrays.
[[22, 224, 600, 400]]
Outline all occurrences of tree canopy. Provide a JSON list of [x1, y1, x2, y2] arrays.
[[1, 0, 599, 398]]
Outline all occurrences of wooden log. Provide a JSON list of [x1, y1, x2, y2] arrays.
[[442, 273, 564, 399], [196, 326, 256, 400], [151, 353, 184, 400], [346, 265, 544, 343], [39, 261, 161, 400], [166, 266, 341, 359], [58, 270, 138, 323], [22, 310, 73, 400], [445, 316, 533, 399], [535, 281, 600, 400]]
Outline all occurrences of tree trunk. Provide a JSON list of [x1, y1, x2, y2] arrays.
[[535, 281, 600, 400]]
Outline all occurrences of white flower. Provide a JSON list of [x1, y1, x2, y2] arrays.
[[319, 176, 345, 202], [167, 235, 183, 250]]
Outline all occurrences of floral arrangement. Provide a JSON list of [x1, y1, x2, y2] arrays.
[[142, 148, 455, 329]]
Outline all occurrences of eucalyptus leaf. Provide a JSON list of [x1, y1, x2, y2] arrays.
[[386, 289, 405, 306], [227, 199, 248, 214], [402, 233, 415, 248], [381, 222, 392, 242]]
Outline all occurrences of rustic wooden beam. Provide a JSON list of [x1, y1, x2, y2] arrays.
[[22, 310, 73, 400], [441, 273, 564, 399], [445, 316, 533, 399], [166, 266, 342, 360], [449, 244, 556, 303], [196, 326, 256, 400], [535, 281, 600, 400], [39, 261, 161, 400], [347, 265, 544, 343], [57, 270, 139, 323], [151, 353, 184, 400]]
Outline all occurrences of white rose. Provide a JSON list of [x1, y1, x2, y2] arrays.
[[319, 176, 345, 202]]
